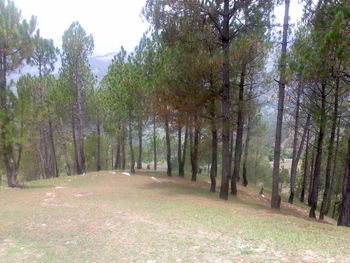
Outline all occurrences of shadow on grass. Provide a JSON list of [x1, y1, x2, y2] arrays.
[[135, 172, 334, 226]]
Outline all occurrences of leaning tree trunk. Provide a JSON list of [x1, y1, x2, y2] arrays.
[[165, 115, 172, 177], [219, 0, 231, 200], [231, 64, 246, 194], [300, 130, 310, 203], [153, 115, 157, 170], [137, 119, 142, 169], [128, 113, 135, 174], [288, 85, 301, 204], [271, 0, 290, 209], [309, 83, 326, 219], [320, 80, 339, 220], [338, 132, 350, 227], [289, 113, 310, 203]]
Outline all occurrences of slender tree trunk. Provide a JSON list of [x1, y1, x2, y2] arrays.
[[128, 113, 135, 174], [165, 115, 172, 176], [308, 138, 317, 206], [75, 80, 86, 174], [192, 117, 200, 182], [219, 0, 231, 200], [48, 117, 59, 177], [338, 132, 350, 227], [181, 127, 188, 177], [96, 112, 101, 171], [178, 127, 183, 177], [300, 130, 310, 203], [309, 83, 327, 218], [121, 127, 126, 170], [327, 121, 341, 214], [242, 109, 252, 187], [72, 111, 79, 174], [153, 115, 157, 170], [288, 85, 302, 203], [271, 0, 290, 209], [231, 64, 246, 195], [137, 119, 142, 169], [114, 129, 121, 170], [210, 118, 218, 192], [320, 80, 339, 220]]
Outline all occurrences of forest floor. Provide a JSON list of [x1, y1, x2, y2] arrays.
[[0, 170, 349, 263]]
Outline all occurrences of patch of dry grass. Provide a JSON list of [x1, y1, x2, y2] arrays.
[[0, 170, 349, 263]]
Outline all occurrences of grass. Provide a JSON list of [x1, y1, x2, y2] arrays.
[[0, 170, 349, 263]]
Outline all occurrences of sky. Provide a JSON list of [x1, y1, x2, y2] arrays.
[[14, 0, 150, 55], [14, 0, 303, 56]]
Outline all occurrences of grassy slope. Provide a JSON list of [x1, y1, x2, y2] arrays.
[[0, 170, 349, 263]]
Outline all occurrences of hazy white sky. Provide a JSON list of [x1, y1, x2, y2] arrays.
[[14, 0, 149, 55], [14, 0, 302, 56]]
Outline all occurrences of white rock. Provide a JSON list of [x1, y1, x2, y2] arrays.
[[122, 172, 131, 176]]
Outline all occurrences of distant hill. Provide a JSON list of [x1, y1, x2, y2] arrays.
[[10, 52, 116, 83]]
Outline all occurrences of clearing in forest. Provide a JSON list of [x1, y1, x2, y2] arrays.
[[0, 171, 349, 263]]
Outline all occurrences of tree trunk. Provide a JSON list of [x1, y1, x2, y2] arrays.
[[121, 127, 126, 170], [231, 63, 246, 195], [242, 104, 252, 187], [338, 133, 350, 227], [153, 115, 157, 170], [181, 127, 188, 177], [320, 79, 339, 220], [191, 117, 200, 182], [210, 118, 218, 192], [289, 113, 310, 203], [327, 121, 341, 214], [219, 0, 231, 200], [114, 127, 121, 170], [128, 114, 135, 174], [271, 0, 290, 209], [308, 138, 317, 206], [165, 116, 172, 176], [309, 83, 327, 218], [48, 117, 59, 177], [300, 129, 310, 203], [137, 119, 142, 169], [0, 54, 20, 187], [288, 85, 302, 203], [96, 112, 101, 171], [178, 127, 183, 177]]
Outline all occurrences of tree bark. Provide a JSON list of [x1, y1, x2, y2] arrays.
[[219, 0, 231, 200], [300, 129, 310, 203], [191, 117, 200, 182], [114, 127, 121, 170], [309, 83, 327, 218], [242, 90, 253, 187], [178, 127, 184, 177], [308, 137, 317, 206], [165, 115, 172, 176], [231, 63, 246, 195], [128, 113, 135, 174], [96, 112, 101, 171], [271, 0, 290, 209], [338, 132, 350, 227], [153, 115, 157, 170], [210, 117, 218, 192], [137, 119, 142, 169], [320, 79, 339, 220], [288, 84, 302, 203]]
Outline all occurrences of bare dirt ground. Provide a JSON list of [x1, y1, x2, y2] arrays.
[[0, 170, 349, 263]]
